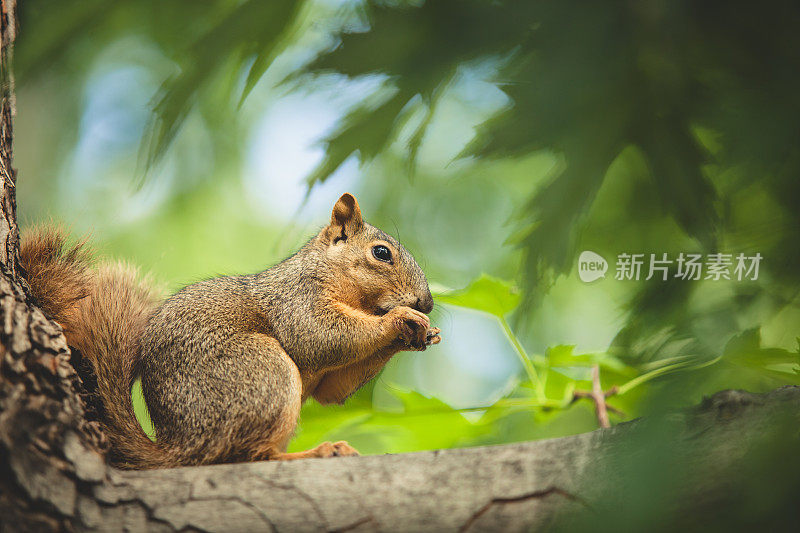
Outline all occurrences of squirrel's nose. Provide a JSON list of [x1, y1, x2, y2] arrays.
[[415, 293, 434, 314]]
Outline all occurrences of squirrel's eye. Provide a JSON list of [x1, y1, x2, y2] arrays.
[[372, 245, 392, 263]]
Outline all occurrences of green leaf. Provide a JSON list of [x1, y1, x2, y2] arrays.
[[142, 0, 304, 173], [435, 274, 520, 318], [545, 345, 629, 373], [293, 389, 491, 455], [725, 328, 800, 368], [355, 391, 492, 453], [305, 89, 412, 187]]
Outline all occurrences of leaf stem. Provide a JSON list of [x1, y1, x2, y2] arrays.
[[499, 316, 546, 402], [492, 397, 566, 409], [616, 355, 722, 396]]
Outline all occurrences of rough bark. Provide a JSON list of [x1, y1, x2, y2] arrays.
[[1, 0, 19, 277], [0, 1, 106, 529]]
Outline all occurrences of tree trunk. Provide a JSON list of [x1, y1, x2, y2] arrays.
[[0, 1, 105, 529], [1, 4, 799, 532]]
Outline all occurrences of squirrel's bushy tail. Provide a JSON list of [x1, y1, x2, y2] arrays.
[[20, 226, 176, 469]]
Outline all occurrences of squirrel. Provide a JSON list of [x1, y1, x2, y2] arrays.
[[20, 193, 441, 469]]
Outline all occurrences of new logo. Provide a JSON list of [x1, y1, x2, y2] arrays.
[[578, 251, 608, 283]]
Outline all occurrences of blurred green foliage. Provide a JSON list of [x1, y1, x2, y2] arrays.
[[12, 0, 800, 521]]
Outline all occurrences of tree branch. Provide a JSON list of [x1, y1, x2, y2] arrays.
[[571, 365, 619, 428], [7, 386, 798, 531]]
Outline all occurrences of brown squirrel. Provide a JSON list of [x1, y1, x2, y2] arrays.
[[20, 193, 440, 468]]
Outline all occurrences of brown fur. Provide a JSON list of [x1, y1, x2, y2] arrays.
[[20, 226, 92, 338], [21, 227, 176, 468], [20, 194, 440, 469]]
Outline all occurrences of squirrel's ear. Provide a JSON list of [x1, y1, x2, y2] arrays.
[[327, 193, 363, 243]]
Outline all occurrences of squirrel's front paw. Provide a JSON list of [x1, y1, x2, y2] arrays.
[[385, 306, 431, 350]]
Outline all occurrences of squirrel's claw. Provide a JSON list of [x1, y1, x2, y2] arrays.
[[388, 306, 438, 350], [406, 327, 441, 350], [425, 327, 441, 346]]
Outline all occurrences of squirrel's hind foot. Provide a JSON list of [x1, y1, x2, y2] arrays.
[[271, 441, 360, 461]]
